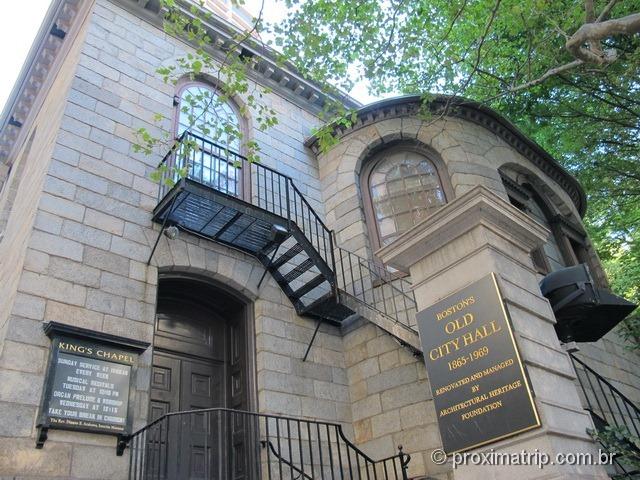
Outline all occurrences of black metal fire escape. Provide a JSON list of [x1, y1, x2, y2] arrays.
[[138, 133, 419, 478], [150, 132, 420, 355]]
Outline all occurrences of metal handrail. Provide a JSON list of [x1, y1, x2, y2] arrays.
[[570, 353, 640, 478], [570, 352, 640, 439], [124, 407, 410, 480], [334, 242, 418, 330], [571, 354, 640, 417], [157, 132, 337, 282]]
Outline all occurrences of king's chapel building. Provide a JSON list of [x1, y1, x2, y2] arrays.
[[0, 1, 638, 479]]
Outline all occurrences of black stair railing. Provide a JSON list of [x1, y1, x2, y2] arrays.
[[570, 353, 640, 478], [334, 243, 418, 331], [125, 408, 410, 479], [570, 353, 640, 439], [158, 132, 336, 288]]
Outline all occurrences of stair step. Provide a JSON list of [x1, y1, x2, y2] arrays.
[[291, 274, 326, 300], [282, 258, 315, 283], [300, 293, 355, 323], [271, 243, 304, 269]]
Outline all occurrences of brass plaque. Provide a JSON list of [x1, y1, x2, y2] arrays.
[[416, 273, 540, 453]]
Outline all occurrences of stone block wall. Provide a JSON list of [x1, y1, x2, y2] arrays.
[[1, 0, 638, 478], [0, 0, 351, 477], [317, 112, 640, 419], [343, 319, 450, 479]]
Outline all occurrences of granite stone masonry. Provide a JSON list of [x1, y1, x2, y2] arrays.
[[0, 0, 637, 479]]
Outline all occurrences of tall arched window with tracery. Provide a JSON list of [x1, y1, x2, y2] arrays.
[[176, 83, 243, 196], [363, 148, 449, 249]]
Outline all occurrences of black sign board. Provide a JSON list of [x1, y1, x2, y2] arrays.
[[416, 273, 540, 453], [37, 322, 149, 450]]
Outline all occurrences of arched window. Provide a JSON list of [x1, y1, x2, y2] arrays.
[[524, 192, 567, 272], [176, 83, 242, 196], [177, 84, 240, 151], [500, 174, 581, 275], [364, 149, 448, 248]]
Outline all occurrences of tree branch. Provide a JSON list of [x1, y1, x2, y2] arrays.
[[458, 0, 501, 93], [596, 0, 620, 22], [566, 13, 640, 65], [507, 59, 583, 93], [585, 0, 596, 23]]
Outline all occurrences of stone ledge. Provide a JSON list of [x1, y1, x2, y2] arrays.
[[340, 294, 421, 352]]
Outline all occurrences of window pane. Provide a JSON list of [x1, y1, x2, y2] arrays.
[[369, 151, 446, 246], [378, 217, 396, 237], [178, 85, 241, 195]]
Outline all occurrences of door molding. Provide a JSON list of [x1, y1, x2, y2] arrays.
[[153, 270, 258, 415], [150, 271, 259, 479]]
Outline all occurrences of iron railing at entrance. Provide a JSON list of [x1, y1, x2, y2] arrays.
[[570, 353, 640, 478], [125, 408, 410, 479]]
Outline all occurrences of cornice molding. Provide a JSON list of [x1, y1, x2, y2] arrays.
[[305, 95, 587, 217], [0, 0, 83, 163], [0, 0, 360, 164], [111, 0, 360, 114], [376, 185, 551, 272]]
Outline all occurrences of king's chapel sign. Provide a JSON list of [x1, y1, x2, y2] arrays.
[[416, 273, 541, 453], [36, 322, 149, 450]]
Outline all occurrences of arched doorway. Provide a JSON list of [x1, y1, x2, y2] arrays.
[[149, 274, 255, 479]]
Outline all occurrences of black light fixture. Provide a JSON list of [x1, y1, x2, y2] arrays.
[[269, 224, 289, 244], [539, 264, 637, 343]]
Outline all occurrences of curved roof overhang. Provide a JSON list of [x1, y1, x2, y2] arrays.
[[305, 94, 587, 217]]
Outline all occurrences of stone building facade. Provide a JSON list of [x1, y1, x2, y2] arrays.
[[0, 0, 637, 479]]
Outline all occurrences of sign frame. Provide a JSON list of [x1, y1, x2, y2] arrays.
[[416, 272, 541, 453], [36, 322, 149, 451]]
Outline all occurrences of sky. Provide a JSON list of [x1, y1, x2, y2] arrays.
[[242, 0, 384, 105], [0, 0, 382, 114], [0, 0, 52, 111]]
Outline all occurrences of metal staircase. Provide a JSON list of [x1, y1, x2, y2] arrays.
[[151, 133, 420, 354], [570, 353, 640, 478]]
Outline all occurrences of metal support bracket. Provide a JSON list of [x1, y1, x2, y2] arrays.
[[116, 434, 129, 456], [302, 318, 323, 362], [35, 426, 48, 449], [257, 244, 280, 290], [147, 192, 181, 265], [550, 281, 587, 313]]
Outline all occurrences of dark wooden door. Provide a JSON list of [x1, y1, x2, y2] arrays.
[[150, 293, 249, 480]]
